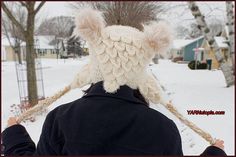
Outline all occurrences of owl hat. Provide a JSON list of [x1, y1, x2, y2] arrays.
[[17, 8, 215, 145], [70, 8, 173, 105]]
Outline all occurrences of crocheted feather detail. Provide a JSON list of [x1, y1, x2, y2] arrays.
[[72, 8, 173, 104]]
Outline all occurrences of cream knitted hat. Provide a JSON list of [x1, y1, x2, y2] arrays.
[[71, 8, 173, 104]]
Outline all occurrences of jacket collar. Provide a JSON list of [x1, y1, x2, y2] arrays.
[[83, 81, 148, 106]]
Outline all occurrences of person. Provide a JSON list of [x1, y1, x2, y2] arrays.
[[2, 8, 227, 155], [1, 82, 227, 155]]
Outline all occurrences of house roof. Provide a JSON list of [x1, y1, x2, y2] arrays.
[[34, 35, 55, 49], [202, 36, 229, 49], [2, 36, 58, 50], [221, 26, 229, 37], [214, 36, 228, 48], [172, 36, 204, 50], [1, 37, 26, 46], [172, 39, 193, 49]]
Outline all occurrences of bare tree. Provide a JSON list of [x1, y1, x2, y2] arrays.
[[35, 18, 53, 36], [188, 22, 203, 38], [208, 18, 224, 37], [2, 2, 26, 64], [175, 19, 223, 39], [226, 1, 235, 73], [37, 16, 74, 38], [175, 25, 190, 39], [2, 1, 46, 106], [71, 1, 166, 64], [2, 19, 23, 64], [71, 1, 166, 31], [188, 1, 234, 87]]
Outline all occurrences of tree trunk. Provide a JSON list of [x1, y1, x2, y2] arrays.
[[25, 7, 38, 106], [17, 50, 22, 64], [2, 1, 46, 107], [226, 1, 235, 74], [152, 55, 159, 64], [188, 2, 234, 87], [18, 47, 22, 64], [15, 43, 22, 64]]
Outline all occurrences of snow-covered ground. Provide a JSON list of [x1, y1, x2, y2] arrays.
[[1, 58, 234, 155]]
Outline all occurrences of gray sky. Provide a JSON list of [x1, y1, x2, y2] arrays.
[[160, 2, 227, 28], [38, 2, 73, 18], [37, 1, 228, 29]]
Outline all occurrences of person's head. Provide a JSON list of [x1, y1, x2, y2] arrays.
[[71, 8, 173, 105]]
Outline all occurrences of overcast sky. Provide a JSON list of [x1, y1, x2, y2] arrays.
[[38, 2, 73, 18], [37, 1, 228, 29]]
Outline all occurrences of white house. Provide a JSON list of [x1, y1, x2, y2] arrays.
[[34, 35, 57, 58]]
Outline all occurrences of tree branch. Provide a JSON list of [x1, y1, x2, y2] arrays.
[[1, 2, 25, 35], [19, 1, 28, 9], [34, 1, 46, 15], [2, 19, 14, 48]]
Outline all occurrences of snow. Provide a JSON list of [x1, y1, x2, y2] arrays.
[[150, 60, 234, 155], [1, 58, 234, 155], [214, 36, 229, 48], [172, 36, 204, 50], [172, 39, 193, 50]]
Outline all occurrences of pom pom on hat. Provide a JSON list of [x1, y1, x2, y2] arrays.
[[73, 8, 106, 41], [143, 21, 173, 55]]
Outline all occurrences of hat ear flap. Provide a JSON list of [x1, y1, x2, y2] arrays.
[[73, 8, 105, 42], [143, 21, 173, 55], [70, 64, 91, 89]]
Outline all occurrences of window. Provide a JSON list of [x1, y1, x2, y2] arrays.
[[177, 51, 182, 55], [201, 51, 204, 61]]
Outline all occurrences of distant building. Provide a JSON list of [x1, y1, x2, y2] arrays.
[[201, 36, 230, 69], [170, 39, 193, 59], [199, 25, 232, 69], [2, 35, 59, 61], [170, 36, 204, 62], [182, 36, 205, 61], [1, 37, 26, 61], [34, 35, 57, 59]]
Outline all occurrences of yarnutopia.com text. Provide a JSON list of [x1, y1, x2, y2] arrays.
[[187, 110, 225, 116]]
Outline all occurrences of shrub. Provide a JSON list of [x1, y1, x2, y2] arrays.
[[198, 62, 207, 69], [188, 60, 207, 70], [172, 56, 183, 62]]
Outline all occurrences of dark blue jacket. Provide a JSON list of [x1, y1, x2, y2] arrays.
[[2, 82, 227, 155]]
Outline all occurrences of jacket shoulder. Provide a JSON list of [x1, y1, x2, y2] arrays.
[[148, 107, 181, 139], [137, 106, 177, 128], [46, 98, 82, 120], [144, 108, 183, 155], [133, 105, 181, 141]]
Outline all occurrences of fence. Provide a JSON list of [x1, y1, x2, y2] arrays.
[[15, 58, 45, 105]]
